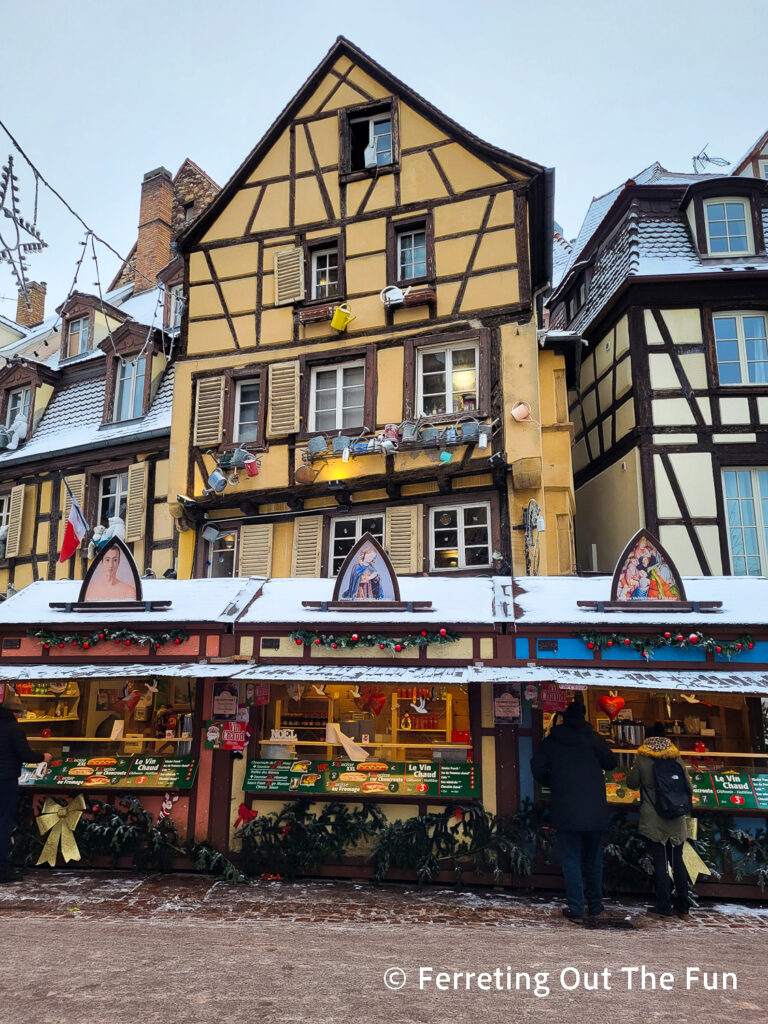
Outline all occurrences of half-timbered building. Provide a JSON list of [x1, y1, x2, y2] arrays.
[[171, 36, 576, 585], [546, 155, 768, 577], [0, 161, 219, 593]]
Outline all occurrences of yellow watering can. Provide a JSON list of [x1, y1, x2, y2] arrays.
[[331, 303, 355, 332]]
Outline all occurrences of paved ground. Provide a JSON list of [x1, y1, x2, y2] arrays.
[[0, 872, 767, 1023]]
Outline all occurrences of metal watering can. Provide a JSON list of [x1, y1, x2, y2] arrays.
[[330, 303, 355, 332], [379, 285, 412, 309]]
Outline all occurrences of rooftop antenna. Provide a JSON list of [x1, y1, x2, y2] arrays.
[[692, 144, 729, 174]]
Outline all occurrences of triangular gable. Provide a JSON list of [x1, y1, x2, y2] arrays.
[[179, 36, 545, 250], [732, 130, 768, 175]]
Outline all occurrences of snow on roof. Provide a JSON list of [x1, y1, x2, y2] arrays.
[[239, 575, 501, 626], [0, 576, 264, 627], [0, 364, 175, 467], [511, 575, 768, 626], [732, 130, 768, 175], [115, 286, 164, 328], [551, 232, 573, 288]]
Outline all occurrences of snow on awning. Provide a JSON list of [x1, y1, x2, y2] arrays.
[[541, 667, 768, 695], [0, 663, 240, 681], [228, 664, 541, 684]]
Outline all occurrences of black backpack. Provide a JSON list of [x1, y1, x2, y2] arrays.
[[648, 759, 692, 819]]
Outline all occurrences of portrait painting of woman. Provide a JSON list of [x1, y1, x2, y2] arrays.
[[339, 543, 393, 601], [83, 545, 137, 602]]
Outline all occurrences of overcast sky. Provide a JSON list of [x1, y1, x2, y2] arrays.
[[1, 0, 766, 319]]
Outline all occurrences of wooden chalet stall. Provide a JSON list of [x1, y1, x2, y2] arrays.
[[508, 532, 768, 895], [0, 540, 263, 859]]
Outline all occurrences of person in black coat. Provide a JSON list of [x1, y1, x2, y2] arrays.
[[531, 699, 617, 921], [0, 691, 50, 882]]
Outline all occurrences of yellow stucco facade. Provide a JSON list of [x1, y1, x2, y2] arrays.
[[171, 40, 575, 582]]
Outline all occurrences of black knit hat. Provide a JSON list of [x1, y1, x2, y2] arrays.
[[646, 721, 667, 738], [563, 699, 586, 721]]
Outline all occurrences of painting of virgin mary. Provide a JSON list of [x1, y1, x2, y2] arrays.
[[342, 544, 383, 600]]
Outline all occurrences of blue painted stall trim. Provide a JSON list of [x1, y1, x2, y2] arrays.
[[715, 641, 768, 665], [515, 638, 530, 659], [536, 638, 594, 660]]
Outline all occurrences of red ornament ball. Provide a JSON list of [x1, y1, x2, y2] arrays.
[[439, 628, 447, 637], [676, 635, 684, 643], [83, 642, 90, 649], [606, 640, 613, 647], [98, 633, 105, 640], [351, 634, 359, 642], [664, 632, 671, 639], [314, 638, 321, 646], [421, 631, 427, 637], [748, 642, 755, 650], [737, 643, 743, 650], [58, 643, 64, 648], [716, 646, 722, 654], [586, 641, 595, 650], [332, 642, 338, 649], [295, 638, 303, 645], [173, 637, 181, 645], [624, 638, 631, 646], [394, 644, 402, 652], [689, 634, 699, 644], [379, 644, 386, 650], [71, 640, 77, 647], [43, 643, 50, 649], [124, 640, 132, 646]]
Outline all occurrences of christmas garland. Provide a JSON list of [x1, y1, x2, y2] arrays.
[[575, 630, 755, 661], [289, 628, 460, 653], [29, 627, 190, 651]]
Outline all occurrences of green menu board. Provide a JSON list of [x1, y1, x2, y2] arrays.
[[19, 755, 198, 790], [691, 770, 768, 810], [244, 758, 478, 799]]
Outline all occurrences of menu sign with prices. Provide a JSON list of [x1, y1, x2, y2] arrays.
[[244, 758, 478, 798], [19, 755, 198, 789], [691, 770, 768, 810]]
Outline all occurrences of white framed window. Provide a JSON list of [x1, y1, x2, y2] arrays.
[[704, 198, 753, 255], [430, 503, 491, 570], [208, 530, 238, 578], [233, 379, 260, 442], [169, 285, 184, 330], [67, 316, 90, 358], [723, 469, 768, 575], [309, 360, 365, 432], [713, 313, 768, 385], [397, 228, 427, 280], [311, 247, 339, 300], [329, 514, 385, 576], [6, 386, 31, 427], [417, 342, 479, 417], [0, 494, 9, 530], [114, 357, 147, 422], [98, 472, 129, 529], [349, 113, 393, 170], [759, 159, 768, 181]]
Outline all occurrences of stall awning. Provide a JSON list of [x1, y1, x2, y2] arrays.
[[227, 664, 539, 684], [537, 666, 768, 696], [0, 663, 240, 680]]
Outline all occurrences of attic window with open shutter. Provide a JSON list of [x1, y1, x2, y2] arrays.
[[274, 247, 304, 306], [341, 100, 397, 179]]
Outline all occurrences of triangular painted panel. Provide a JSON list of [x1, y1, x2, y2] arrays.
[[332, 531, 401, 603], [611, 530, 685, 603], [78, 536, 143, 604]]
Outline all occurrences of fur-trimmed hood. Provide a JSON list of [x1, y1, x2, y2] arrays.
[[636, 736, 681, 758]]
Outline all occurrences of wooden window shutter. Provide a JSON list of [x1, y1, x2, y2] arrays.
[[274, 247, 304, 306], [238, 523, 273, 577], [5, 484, 26, 559], [385, 504, 422, 574], [61, 474, 86, 524], [125, 462, 149, 543], [290, 515, 323, 577], [266, 361, 300, 437], [193, 376, 225, 447]]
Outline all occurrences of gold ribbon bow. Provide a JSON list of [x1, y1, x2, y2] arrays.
[[36, 795, 86, 867]]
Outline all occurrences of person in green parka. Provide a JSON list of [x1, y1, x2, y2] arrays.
[[627, 723, 692, 919]]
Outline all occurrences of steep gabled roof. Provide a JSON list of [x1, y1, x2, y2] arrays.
[[732, 130, 768, 175], [179, 35, 547, 251]]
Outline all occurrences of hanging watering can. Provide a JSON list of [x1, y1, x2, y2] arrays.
[[384, 423, 399, 442], [332, 433, 354, 455], [418, 420, 441, 444], [244, 456, 260, 477], [307, 435, 328, 458], [379, 285, 412, 309], [511, 401, 532, 422], [230, 448, 249, 469], [228, 472, 240, 486], [207, 469, 227, 493], [457, 415, 480, 443], [218, 452, 234, 471], [330, 303, 355, 332], [400, 420, 418, 443], [444, 424, 460, 445]]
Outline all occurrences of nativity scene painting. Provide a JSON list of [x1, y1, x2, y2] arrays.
[[612, 531, 684, 603], [333, 533, 399, 603]]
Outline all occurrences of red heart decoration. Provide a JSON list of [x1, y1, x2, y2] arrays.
[[598, 695, 625, 721], [362, 693, 387, 717]]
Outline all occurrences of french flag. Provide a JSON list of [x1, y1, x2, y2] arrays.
[[59, 488, 89, 563]]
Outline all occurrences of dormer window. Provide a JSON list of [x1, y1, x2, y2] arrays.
[[760, 160, 768, 181], [341, 100, 398, 180], [114, 357, 147, 422], [6, 386, 30, 427], [567, 277, 587, 321], [67, 315, 90, 358], [704, 199, 753, 255], [169, 285, 184, 330]]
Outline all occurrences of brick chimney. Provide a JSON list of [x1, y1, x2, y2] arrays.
[[134, 167, 173, 294], [15, 281, 47, 328]]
